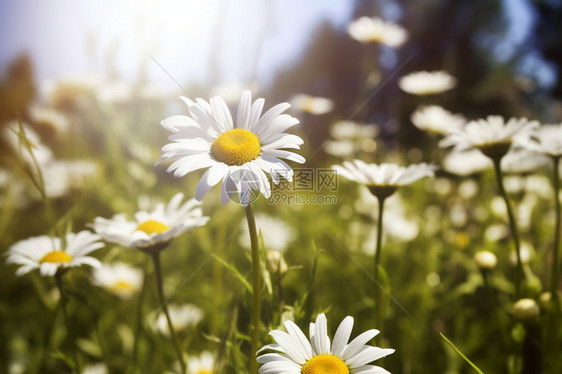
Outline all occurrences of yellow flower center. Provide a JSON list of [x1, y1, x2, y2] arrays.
[[301, 354, 349, 374], [196, 370, 212, 374], [137, 220, 170, 235], [39, 250, 72, 264], [109, 281, 134, 293], [211, 128, 261, 166]]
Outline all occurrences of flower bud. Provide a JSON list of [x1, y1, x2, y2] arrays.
[[474, 250, 497, 270], [513, 298, 540, 321]]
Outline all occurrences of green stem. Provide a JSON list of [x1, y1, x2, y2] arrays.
[[245, 204, 261, 374], [129, 259, 150, 374], [55, 272, 81, 374], [151, 251, 186, 374], [492, 159, 523, 296], [549, 156, 561, 303], [545, 156, 561, 373], [374, 197, 386, 336]]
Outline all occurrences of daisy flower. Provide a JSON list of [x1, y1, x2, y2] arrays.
[[398, 71, 456, 95], [149, 304, 204, 336], [159, 90, 305, 206], [520, 123, 562, 157], [439, 115, 539, 161], [187, 351, 217, 374], [257, 313, 394, 374], [91, 193, 209, 249], [410, 105, 466, 135], [347, 16, 408, 47], [91, 262, 143, 299], [333, 160, 436, 199], [5, 230, 103, 277], [290, 94, 334, 115]]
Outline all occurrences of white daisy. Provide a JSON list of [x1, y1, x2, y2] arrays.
[[333, 160, 436, 199], [5, 231, 103, 277], [149, 304, 204, 336], [187, 351, 217, 374], [410, 105, 466, 135], [398, 71, 456, 95], [91, 262, 143, 299], [520, 123, 562, 157], [347, 16, 408, 47], [91, 193, 209, 249], [257, 313, 394, 374], [439, 115, 539, 160], [159, 90, 305, 206], [290, 94, 334, 115]]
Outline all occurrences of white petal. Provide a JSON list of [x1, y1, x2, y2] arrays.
[[195, 163, 229, 201], [332, 316, 354, 357]]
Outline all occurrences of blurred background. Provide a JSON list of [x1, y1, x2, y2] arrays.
[[1, 0, 562, 373]]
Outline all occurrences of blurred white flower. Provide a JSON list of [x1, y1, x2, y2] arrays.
[[449, 202, 467, 227], [29, 105, 70, 134], [149, 304, 203, 336], [5, 231, 103, 277], [92, 262, 143, 299], [334, 160, 436, 199], [525, 175, 553, 199], [3, 122, 53, 166], [501, 147, 550, 174], [41, 74, 102, 108], [91, 193, 209, 249], [362, 211, 419, 251], [40, 159, 100, 198], [410, 105, 466, 135], [159, 90, 305, 206], [442, 149, 492, 176], [96, 80, 134, 104], [257, 313, 394, 374], [440, 116, 539, 160], [458, 179, 479, 199], [330, 120, 380, 140], [324, 139, 356, 158], [347, 16, 408, 47], [187, 351, 217, 374], [239, 214, 295, 252], [484, 224, 509, 242], [83, 363, 108, 374], [290, 94, 334, 115], [398, 71, 456, 95], [520, 123, 562, 157], [510, 241, 534, 265]]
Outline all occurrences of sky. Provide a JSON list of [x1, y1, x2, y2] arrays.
[[0, 0, 353, 93]]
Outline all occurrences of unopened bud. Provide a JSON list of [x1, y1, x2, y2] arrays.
[[474, 250, 497, 270], [267, 251, 288, 274], [513, 298, 540, 321]]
